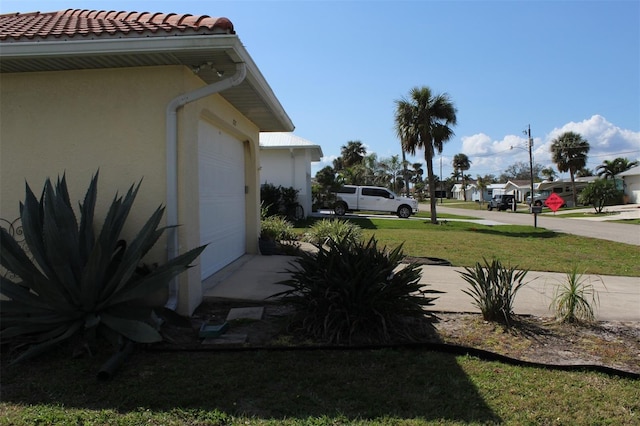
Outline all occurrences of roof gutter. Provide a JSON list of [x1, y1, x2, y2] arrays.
[[164, 62, 247, 310]]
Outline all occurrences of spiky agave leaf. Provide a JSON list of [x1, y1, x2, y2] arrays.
[[0, 172, 205, 363]]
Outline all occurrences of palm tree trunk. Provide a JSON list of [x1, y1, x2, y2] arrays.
[[570, 169, 577, 207], [402, 149, 410, 197], [425, 151, 438, 224]]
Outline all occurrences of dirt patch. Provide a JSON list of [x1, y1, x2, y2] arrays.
[[157, 299, 640, 375]]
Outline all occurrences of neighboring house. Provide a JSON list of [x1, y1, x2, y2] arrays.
[[617, 165, 640, 204], [504, 180, 533, 203], [451, 182, 478, 201], [259, 132, 323, 217], [483, 183, 507, 201], [0, 9, 294, 315]]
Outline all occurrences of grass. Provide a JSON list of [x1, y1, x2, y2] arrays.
[[1, 346, 639, 425], [302, 217, 640, 276], [2, 215, 639, 425], [612, 218, 640, 224]]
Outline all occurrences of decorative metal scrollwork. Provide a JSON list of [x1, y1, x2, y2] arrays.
[[1, 217, 28, 281]]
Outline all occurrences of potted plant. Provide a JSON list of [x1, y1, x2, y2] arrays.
[[259, 219, 278, 255]]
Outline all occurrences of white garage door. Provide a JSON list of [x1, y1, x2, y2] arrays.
[[198, 121, 246, 279]]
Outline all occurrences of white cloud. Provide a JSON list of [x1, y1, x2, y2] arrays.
[[464, 115, 640, 178]]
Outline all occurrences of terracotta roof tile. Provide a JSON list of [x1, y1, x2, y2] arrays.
[[0, 9, 235, 41]]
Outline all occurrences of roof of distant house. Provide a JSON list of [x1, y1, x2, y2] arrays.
[[259, 132, 323, 161], [617, 165, 640, 177], [0, 9, 234, 42]]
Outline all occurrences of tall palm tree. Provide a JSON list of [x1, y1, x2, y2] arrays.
[[452, 153, 471, 201], [395, 86, 457, 224], [550, 131, 590, 207], [341, 140, 366, 167], [596, 157, 639, 180]]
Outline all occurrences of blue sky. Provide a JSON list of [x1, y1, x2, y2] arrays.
[[2, 0, 639, 180]]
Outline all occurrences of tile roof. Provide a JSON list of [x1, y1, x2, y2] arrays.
[[0, 9, 234, 42]]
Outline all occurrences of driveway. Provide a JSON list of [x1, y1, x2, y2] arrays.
[[428, 203, 640, 246]]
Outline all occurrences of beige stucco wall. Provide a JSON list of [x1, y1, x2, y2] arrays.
[[259, 148, 313, 217], [0, 65, 261, 315]]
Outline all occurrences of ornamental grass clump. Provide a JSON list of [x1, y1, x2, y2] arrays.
[[550, 265, 602, 324], [273, 235, 441, 345], [302, 218, 363, 247], [459, 258, 529, 325], [0, 172, 205, 364]]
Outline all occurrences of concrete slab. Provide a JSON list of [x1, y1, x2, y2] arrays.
[[202, 254, 294, 300], [420, 265, 640, 322], [226, 307, 264, 321], [202, 252, 639, 322]]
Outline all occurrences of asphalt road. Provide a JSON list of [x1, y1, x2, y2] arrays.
[[428, 203, 640, 246]]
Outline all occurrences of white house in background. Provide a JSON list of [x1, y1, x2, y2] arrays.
[[259, 132, 323, 217], [618, 165, 640, 203], [483, 183, 507, 201], [451, 182, 478, 201], [504, 180, 533, 203]]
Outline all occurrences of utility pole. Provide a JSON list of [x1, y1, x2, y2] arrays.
[[439, 156, 443, 204], [527, 125, 537, 226]]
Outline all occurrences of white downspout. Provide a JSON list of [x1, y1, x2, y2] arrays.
[[165, 62, 247, 310]]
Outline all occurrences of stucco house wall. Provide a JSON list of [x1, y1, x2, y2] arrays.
[[259, 133, 323, 217], [0, 65, 262, 314], [618, 166, 640, 203]]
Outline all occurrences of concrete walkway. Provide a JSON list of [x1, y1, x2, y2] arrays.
[[203, 253, 640, 322]]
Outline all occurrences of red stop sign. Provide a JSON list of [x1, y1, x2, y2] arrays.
[[544, 193, 565, 212]]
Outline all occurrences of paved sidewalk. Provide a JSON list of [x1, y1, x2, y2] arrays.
[[203, 254, 640, 322]]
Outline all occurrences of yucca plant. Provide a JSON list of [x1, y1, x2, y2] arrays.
[[273, 235, 441, 344], [550, 265, 602, 324], [459, 258, 529, 325], [0, 172, 205, 364]]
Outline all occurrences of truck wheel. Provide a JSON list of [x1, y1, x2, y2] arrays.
[[534, 200, 543, 206], [397, 205, 412, 219], [488, 205, 493, 211], [334, 203, 347, 216]]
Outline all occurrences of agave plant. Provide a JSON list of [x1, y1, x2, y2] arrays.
[[0, 172, 205, 363]]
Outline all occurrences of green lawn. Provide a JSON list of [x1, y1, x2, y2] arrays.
[[299, 217, 640, 277], [1, 347, 638, 425]]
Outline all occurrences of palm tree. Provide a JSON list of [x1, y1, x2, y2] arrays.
[[394, 86, 457, 224], [380, 155, 403, 194], [341, 140, 366, 167], [452, 153, 471, 201], [576, 167, 594, 177], [541, 167, 557, 182], [596, 157, 639, 180], [476, 175, 487, 205], [550, 131, 590, 207], [401, 149, 410, 196]]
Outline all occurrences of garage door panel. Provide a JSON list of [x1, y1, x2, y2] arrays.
[[198, 122, 245, 279]]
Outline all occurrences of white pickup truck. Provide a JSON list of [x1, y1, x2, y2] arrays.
[[333, 185, 419, 218]]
